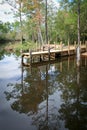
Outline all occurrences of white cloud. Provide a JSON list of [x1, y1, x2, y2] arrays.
[[0, 55, 21, 79], [52, 0, 60, 8], [0, 0, 59, 23], [48, 0, 60, 8], [0, 2, 18, 23]]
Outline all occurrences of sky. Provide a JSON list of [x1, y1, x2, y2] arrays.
[[0, 0, 19, 23], [0, 0, 59, 23]]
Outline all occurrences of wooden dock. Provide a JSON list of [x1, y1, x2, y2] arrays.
[[22, 44, 87, 66], [81, 52, 87, 57]]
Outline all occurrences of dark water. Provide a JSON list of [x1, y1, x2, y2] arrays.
[[0, 53, 87, 130]]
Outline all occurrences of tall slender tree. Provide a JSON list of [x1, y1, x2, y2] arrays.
[[45, 0, 48, 44], [18, 0, 23, 44], [77, 0, 80, 46], [3, 0, 24, 44], [76, 0, 81, 66]]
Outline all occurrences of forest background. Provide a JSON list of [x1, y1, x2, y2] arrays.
[[0, 0, 87, 51]]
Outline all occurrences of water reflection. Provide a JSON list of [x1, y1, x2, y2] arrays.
[[4, 56, 87, 130], [58, 58, 87, 130]]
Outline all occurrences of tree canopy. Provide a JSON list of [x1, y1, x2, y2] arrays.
[[0, 0, 87, 45]]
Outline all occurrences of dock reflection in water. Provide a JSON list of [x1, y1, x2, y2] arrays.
[[4, 56, 87, 130]]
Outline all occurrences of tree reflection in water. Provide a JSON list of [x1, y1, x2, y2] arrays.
[[58, 57, 87, 130], [4, 56, 87, 130]]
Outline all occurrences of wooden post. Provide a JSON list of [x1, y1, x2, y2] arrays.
[[29, 50, 32, 64], [80, 41, 81, 52], [74, 41, 76, 49], [74, 41, 76, 54], [80, 41, 81, 47], [21, 49, 23, 64], [48, 41, 50, 48], [85, 41, 87, 52], [85, 57, 86, 66], [40, 55, 42, 62], [61, 41, 63, 51], [22, 55, 23, 64], [60, 41, 63, 56], [42, 45, 45, 51], [68, 40, 70, 55], [76, 45, 80, 66], [48, 47, 50, 60]]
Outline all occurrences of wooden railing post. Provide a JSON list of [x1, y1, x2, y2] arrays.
[[21, 49, 23, 64], [74, 41, 76, 49], [48, 47, 50, 60], [48, 41, 50, 48], [60, 41, 63, 56], [68, 40, 70, 55], [80, 41, 81, 52], [74, 41, 77, 54], [29, 50, 32, 64], [80, 41, 81, 47], [60, 41, 63, 51], [85, 41, 87, 52], [22, 55, 23, 64], [42, 46, 45, 51]]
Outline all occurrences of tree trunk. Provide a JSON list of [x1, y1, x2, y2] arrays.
[[37, 26, 44, 48], [76, 0, 81, 66], [77, 0, 80, 46], [45, 0, 48, 44], [19, 0, 23, 44]]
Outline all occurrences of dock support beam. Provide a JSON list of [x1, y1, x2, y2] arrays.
[[48, 47, 50, 60], [74, 41, 77, 54], [22, 55, 23, 64], [68, 40, 70, 55], [29, 50, 32, 64], [85, 41, 87, 52], [76, 45, 80, 66]]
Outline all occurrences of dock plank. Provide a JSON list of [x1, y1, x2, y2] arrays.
[[81, 52, 87, 56]]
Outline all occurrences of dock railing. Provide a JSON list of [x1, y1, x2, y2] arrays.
[[21, 41, 87, 65]]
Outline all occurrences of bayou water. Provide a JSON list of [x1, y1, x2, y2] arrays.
[[0, 52, 87, 130]]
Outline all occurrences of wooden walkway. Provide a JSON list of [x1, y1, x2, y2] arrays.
[[81, 52, 87, 57], [22, 44, 87, 66]]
